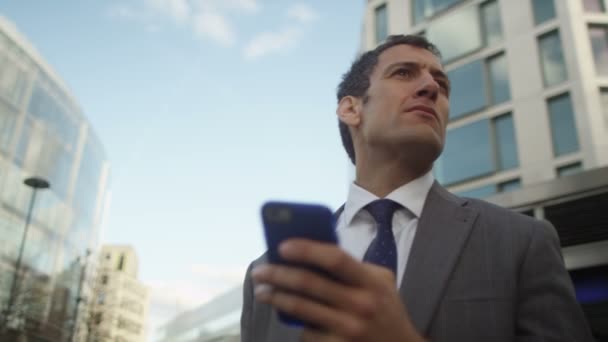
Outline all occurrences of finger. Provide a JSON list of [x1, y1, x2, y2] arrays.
[[278, 239, 374, 287], [252, 264, 378, 317], [300, 328, 347, 342], [256, 289, 363, 339]]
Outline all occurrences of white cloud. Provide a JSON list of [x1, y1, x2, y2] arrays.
[[244, 27, 302, 60], [146, 0, 191, 23], [286, 3, 319, 23], [192, 11, 236, 46]]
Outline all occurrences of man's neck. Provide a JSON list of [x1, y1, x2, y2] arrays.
[[354, 157, 431, 198]]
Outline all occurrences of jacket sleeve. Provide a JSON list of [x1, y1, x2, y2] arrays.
[[515, 219, 594, 341], [240, 262, 255, 342]]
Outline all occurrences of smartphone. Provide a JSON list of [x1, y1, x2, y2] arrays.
[[261, 201, 338, 327]]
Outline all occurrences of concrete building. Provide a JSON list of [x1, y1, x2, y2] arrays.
[[89, 245, 149, 342], [0, 15, 110, 341], [362, 0, 608, 338], [155, 285, 242, 342], [363, 0, 608, 196]]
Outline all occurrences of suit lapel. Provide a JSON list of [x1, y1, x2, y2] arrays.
[[399, 182, 478, 335]]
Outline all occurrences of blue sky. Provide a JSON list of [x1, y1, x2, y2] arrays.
[[1, 0, 364, 337]]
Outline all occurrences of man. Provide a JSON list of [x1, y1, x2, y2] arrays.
[[241, 35, 593, 341]]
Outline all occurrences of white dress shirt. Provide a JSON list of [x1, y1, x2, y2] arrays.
[[336, 171, 434, 288]]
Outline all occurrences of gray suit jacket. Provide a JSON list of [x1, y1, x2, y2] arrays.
[[240, 183, 594, 341]]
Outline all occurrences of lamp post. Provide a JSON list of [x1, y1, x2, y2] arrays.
[[68, 249, 91, 342], [2, 177, 50, 333]]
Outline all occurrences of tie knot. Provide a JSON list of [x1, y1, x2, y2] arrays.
[[365, 199, 402, 225]]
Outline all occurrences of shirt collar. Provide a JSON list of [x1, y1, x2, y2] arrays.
[[342, 171, 435, 226]]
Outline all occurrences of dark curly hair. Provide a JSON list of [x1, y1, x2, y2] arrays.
[[336, 35, 442, 165]]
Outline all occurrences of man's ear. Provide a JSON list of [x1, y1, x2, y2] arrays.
[[336, 96, 362, 127]]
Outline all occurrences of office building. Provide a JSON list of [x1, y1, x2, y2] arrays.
[[89, 245, 149, 342], [0, 15, 110, 341], [363, 0, 608, 338]]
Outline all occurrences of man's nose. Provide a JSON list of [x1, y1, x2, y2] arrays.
[[415, 73, 439, 101]]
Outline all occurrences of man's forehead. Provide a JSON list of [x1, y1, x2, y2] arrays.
[[377, 44, 443, 70]]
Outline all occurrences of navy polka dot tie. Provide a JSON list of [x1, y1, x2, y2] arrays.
[[362, 199, 402, 275]]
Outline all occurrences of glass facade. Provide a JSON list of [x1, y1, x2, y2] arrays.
[[538, 30, 568, 87], [448, 54, 511, 119], [436, 113, 518, 185], [481, 0, 503, 46], [375, 4, 388, 44], [488, 53, 511, 105], [557, 162, 583, 177], [427, 5, 482, 62], [494, 114, 519, 170], [589, 25, 608, 75], [0, 22, 109, 340], [412, 0, 464, 24], [548, 93, 580, 156], [583, 0, 606, 12], [531, 0, 556, 25], [427, 1, 502, 62]]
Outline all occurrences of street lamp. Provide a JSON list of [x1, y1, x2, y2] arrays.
[[2, 177, 50, 332], [68, 248, 91, 342]]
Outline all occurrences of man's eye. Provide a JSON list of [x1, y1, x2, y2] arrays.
[[394, 68, 412, 77]]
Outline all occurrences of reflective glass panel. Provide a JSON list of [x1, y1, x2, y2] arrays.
[[427, 5, 482, 62], [437, 119, 493, 184], [488, 54, 511, 105], [548, 94, 580, 156], [481, 0, 503, 46], [538, 30, 568, 86], [557, 162, 583, 177], [0, 100, 16, 152], [448, 59, 486, 118], [456, 184, 496, 198], [494, 114, 519, 170], [583, 0, 606, 12], [600, 88, 608, 127], [532, 0, 556, 25], [498, 179, 521, 192], [375, 4, 388, 44], [589, 26, 608, 75]]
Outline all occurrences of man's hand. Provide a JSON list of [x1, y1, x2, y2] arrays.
[[251, 238, 427, 342]]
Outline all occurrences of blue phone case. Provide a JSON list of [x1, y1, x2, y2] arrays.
[[261, 201, 338, 327]]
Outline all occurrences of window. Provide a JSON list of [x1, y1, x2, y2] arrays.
[[427, 6, 482, 62], [557, 162, 583, 177], [584, 0, 606, 12], [374, 4, 388, 44], [0, 101, 16, 153], [448, 60, 485, 118], [494, 114, 519, 170], [457, 184, 496, 198], [481, 0, 503, 46], [498, 178, 521, 192], [118, 253, 125, 271], [538, 30, 568, 87], [488, 54, 511, 105], [436, 114, 518, 185], [412, 0, 464, 24], [548, 93, 580, 156], [456, 178, 520, 199], [589, 26, 608, 75], [426, 1, 502, 62], [101, 275, 108, 285], [448, 54, 511, 119], [600, 88, 608, 127], [531, 0, 556, 25]]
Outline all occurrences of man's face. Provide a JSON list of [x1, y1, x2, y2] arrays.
[[357, 44, 450, 162]]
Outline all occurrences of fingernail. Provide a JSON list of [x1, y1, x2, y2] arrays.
[[251, 265, 268, 278], [254, 284, 273, 299]]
